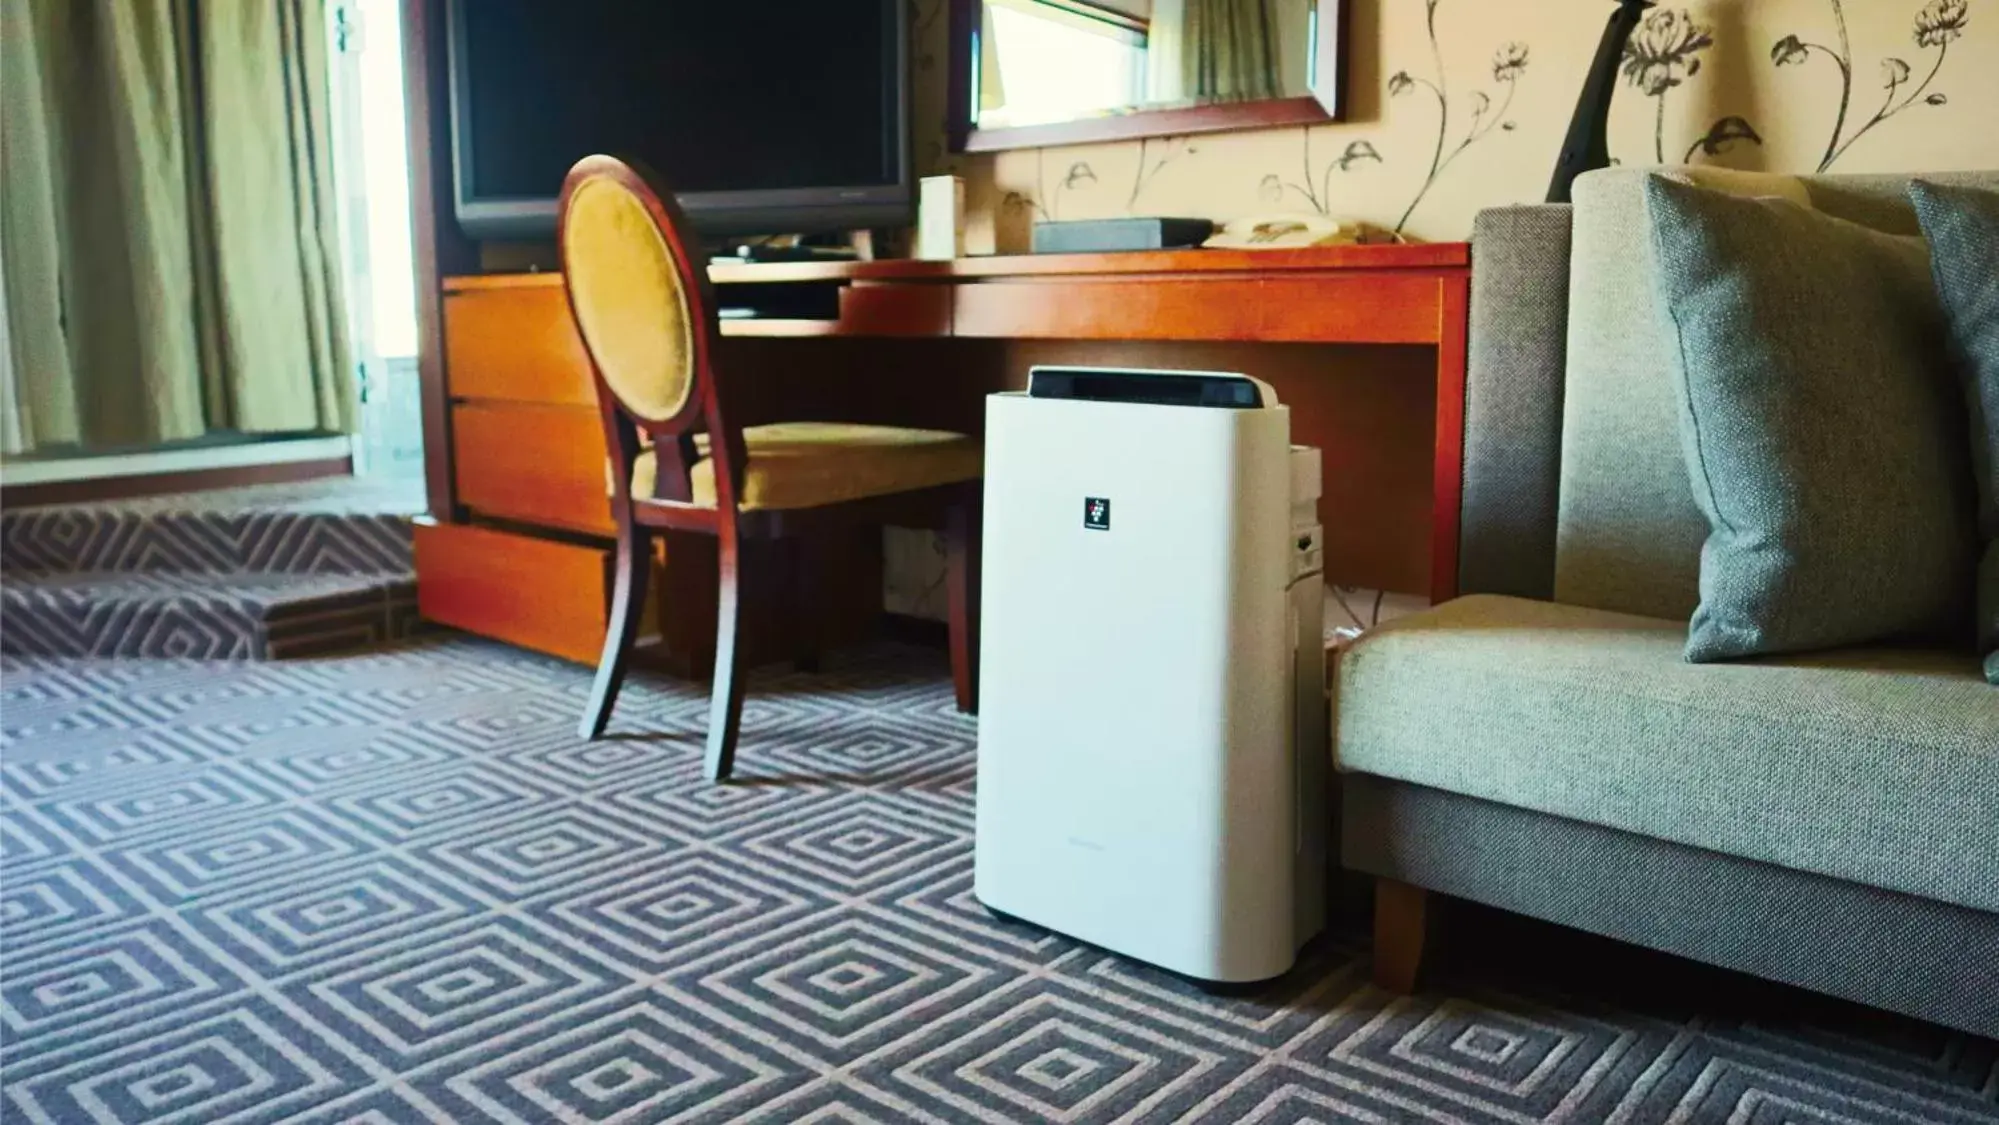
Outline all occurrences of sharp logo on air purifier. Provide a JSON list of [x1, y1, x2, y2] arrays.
[[1084, 498, 1110, 530]]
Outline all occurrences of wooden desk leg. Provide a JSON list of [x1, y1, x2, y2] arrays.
[[788, 536, 822, 674], [1429, 276, 1470, 608], [946, 488, 981, 715], [1373, 877, 1431, 993]]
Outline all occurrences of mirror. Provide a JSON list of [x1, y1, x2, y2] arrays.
[[950, 0, 1346, 152]]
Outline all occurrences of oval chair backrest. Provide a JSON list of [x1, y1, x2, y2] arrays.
[[558, 165, 698, 425]]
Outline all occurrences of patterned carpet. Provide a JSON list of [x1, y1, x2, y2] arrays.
[[2, 638, 1995, 1124]]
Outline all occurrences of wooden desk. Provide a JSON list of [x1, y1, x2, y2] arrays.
[[413, 246, 1470, 667]]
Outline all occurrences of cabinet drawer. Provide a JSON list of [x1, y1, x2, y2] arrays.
[[445, 285, 595, 405], [414, 519, 609, 664], [951, 276, 1440, 343], [452, 402, 612, 534], [837, 283, 952, 336]]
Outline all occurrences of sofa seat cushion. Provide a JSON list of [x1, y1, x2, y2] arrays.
[[1334, 594, 1999, 914]]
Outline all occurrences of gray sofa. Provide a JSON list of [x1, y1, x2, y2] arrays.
[[1333, 167, 1999, 1038]]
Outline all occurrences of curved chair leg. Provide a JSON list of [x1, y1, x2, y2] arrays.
[[704, 534, 747, 781], [579, 525, 653, 740], [945, 490, 981, 714]]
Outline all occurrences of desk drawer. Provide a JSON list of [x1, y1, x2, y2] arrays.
[[414, 519, 609, 664], [952, 276, 1440, 343], [445, 285, 595, 405], [837, 283, 951, 336], [452, 402, 612, 534]]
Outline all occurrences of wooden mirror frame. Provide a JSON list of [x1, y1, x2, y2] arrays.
[[947, 0, 1347, 153]]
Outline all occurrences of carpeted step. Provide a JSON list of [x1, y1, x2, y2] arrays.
[[0, 571, 420, 660], [0, 479, 423, 575]]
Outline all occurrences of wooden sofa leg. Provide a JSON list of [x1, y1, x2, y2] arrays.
[[1373, 878, 1430, 993]]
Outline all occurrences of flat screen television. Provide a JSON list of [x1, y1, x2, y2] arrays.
[[446, 0, 910, 240]]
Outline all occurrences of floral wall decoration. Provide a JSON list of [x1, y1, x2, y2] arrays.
[[931, 0, 1995, 249], [1772, 0, 1970, 171], [1387, 1, 1529, 232], [1257, 134, 1382, 214], [1129, 136, 1200, 211], [1623, 9, 1765, 166], [994, 138, 1205, 222], [999, 154, 1103, 223], [891, 0, 1993, 622]]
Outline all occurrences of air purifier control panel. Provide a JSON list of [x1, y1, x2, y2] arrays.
[[1027, 366, 1278, 409], [1291, 524, 1323, 582], [1289, 446, 1325, 583]]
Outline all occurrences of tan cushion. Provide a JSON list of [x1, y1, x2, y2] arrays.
[[629, 422, 982, 510], [561, 177, 695, 422]]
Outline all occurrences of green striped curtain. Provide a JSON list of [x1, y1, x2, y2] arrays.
[[0, 0, 353, 453], [1183, 0, 1281, 102]]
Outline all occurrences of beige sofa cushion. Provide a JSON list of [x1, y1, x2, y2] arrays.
[[1643, 178, 1973, 662], [1552, 169, 1999, 624], [1554, 168, 1810, 622]]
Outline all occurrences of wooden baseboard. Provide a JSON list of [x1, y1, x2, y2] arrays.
[[1, 455, 353, 509]]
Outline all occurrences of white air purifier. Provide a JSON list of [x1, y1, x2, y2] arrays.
[[973, 367, 1327, 984]]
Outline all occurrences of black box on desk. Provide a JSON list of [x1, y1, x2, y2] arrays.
[[1031, 217, 1214, 254]]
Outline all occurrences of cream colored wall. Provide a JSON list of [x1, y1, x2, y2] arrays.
[[888, 0, 1989, 621], [916, 0, 1993, 249]]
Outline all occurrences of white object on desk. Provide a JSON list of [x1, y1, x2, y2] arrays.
[[1203, 213, 1401, 249], [917, 175, 965, 260]]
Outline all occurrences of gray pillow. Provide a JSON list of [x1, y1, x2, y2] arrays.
[[1641, 175, 1977, 663], [1909, 180, 1999, 685]]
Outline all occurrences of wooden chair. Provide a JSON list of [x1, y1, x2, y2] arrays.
[[557, 155, 982, 781]]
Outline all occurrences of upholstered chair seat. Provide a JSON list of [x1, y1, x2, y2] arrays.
[[629, 422, 983, 510]]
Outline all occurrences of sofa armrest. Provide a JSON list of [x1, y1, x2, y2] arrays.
[[1460, 204, 1572, 600]]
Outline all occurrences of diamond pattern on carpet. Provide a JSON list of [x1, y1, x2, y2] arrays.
[[2, 639, 1995, 1124], [0, 477, 421, 575], [2, 478, 423, 660], [0, 571, 419, 660]]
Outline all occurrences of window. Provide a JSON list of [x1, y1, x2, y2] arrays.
[[981, 0, 1149, 129]]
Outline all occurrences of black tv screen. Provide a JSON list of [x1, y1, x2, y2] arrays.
[[448, 0, 909, 238]]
